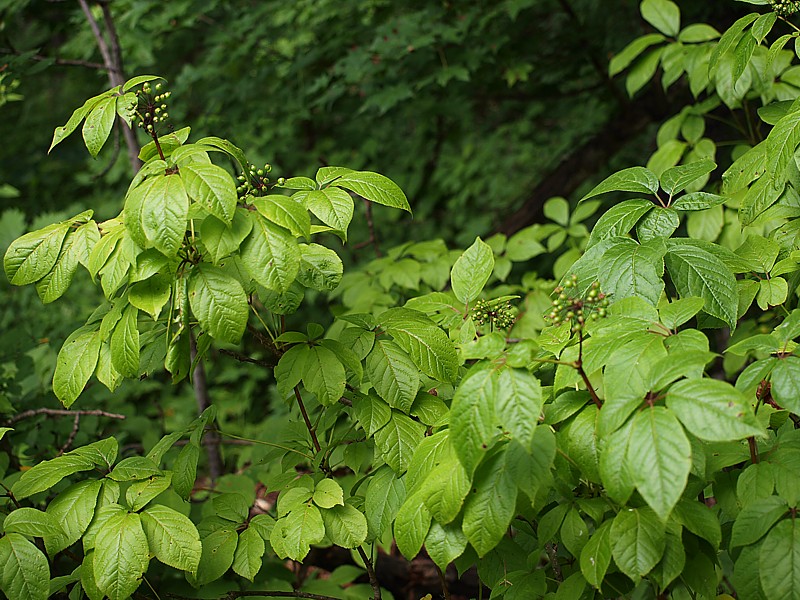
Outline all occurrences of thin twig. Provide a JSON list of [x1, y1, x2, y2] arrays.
[[576, 332, 602, 409], [57, 414, 81, 455], [219, 348, 276, 368], [0, 481, 21, 509], [4, 408, 125, 426], [166, 592, 341, 600], [294, 386, 321, 454], [545, 543, 563, 582], [190, 335, 223, 482], [363, 199, 382, 257], [0, 49, 105, 70], [357, 546, 382, 600]]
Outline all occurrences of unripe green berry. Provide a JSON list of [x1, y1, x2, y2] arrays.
[[278, 177, 286, 185]]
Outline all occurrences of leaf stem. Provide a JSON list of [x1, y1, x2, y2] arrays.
[[357, 546, 382, 600], [294, 386, 322, 454]]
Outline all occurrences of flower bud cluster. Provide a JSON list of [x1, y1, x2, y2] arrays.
[[545, 275, 609, 333], [771, 0, 800, 16], [472, 299, 516, 329], [135, 82, 172, 134], [237, 163, 273, 199]]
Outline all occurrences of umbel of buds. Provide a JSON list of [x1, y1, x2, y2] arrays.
[[236, 163, 273, 199], [546, 274, 609, 334], [772, 0, 800, 16], [472, 298, 516, 330], [135, 81, 172, 133]]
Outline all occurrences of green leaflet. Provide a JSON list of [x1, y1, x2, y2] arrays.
[[240, 212, 301, 292], [333, 170, 411, 213], [425, 521, 468, 570], [366, 339, 419, 413], [4, 221, 70, 286], [320, 504, 368, 548], [44, 480, 103, 555], [272, 503, 325, 561], [450, 236, 494, 305], [49, 90, 113, 153], [128, 273, 172, 320], [54, 327, 102, 407], [2, 507, 63, 537], [664, 239, 738, 329], [0, 533, 50, 600], [731, 496, 788, 548], [254, 195, 312, 240], [610, 507, 666, 580], [181, 162, 237, 223], [586, 200, 654, 248], [610, 34, 666, 76], [188, 263, 248, 344], [82, 96, 117, 158], [200, 209, 253, 264], [628, 407, 691, 521], [297, 243, 343, 291], [110, 304, 140, 378], [580, 521, 613, 589], [394, 492, 431, 559], [766, 107, 800, 183], [302, 345, 346, 406], [140, 173, 189, 257], [373, 409, 426, 473], [759, 518, 800, 600], [141, 504, 202, 573], [93, 512, 150, 600], [365, 466, 406, 542], [661, 159, 716, 197], [597, 237, 665, 306], [380, 307, 459, 382], [35, 221, 99, 303], [581, 167, 659, 202], [462, 445, 519, 557], [313, 479, 344, 509], [232, 527, 265, 580], [771, 357, 800, 415], [666, 378, 764, 441], [301, 187, 354, 240], [192, 526, 237, 585], [640, 0, 680, 37]]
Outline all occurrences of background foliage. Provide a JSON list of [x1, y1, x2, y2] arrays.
[[4, 0, 800, 599]]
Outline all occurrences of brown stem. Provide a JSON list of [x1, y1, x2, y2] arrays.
[[435, 563, 451, 600], [190, 335, 223, 482], [0, 481, 21, 509], [294, 386, 322, 454], [576, 332, 602, 409], [545, 543, 563, 582], [748, 436, 759, 464], [4, 408, 125, 426], [357, 546, 382, 600], [77, 0, 141, 172], [363, 199, 382, 258], [218, 348, 277, 368]]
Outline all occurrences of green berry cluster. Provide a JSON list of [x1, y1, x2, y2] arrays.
[[546, 275, 609, 334], [135, 82, 172, 134], [236, 163, 273, 199], [771, 0, 800, 16], [472, 298, 516, 329]]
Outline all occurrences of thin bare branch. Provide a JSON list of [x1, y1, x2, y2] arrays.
[[4, 408, 125, 426]]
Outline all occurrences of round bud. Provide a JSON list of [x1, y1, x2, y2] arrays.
[[278, 177, 286, 185]]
